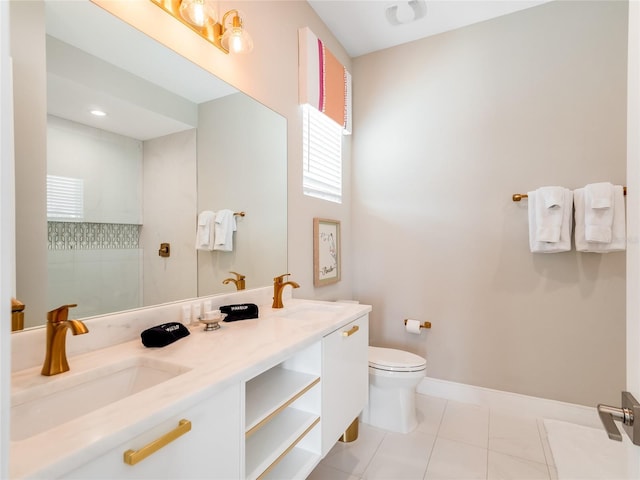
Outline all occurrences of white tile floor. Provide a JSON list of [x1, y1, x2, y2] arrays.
[[308, 394, 558, 480]]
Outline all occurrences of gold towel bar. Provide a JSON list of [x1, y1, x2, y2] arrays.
[[513, 187, 627, 202], [404, 319, 432, 329], [234, 211, 245, 217]]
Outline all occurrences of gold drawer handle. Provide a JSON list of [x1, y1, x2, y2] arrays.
[[123, 419, 192, 466], [343, 325, 359, 337]]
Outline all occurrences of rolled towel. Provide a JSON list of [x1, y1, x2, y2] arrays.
[[584, 182, 614, 243]]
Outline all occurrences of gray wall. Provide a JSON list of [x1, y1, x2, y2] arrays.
[[197, 93, 287, 295], [352, 0, 628, 407]]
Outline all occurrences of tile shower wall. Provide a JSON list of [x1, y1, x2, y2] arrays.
[[142, 129, 197, 306], [48, 222, 140, 250], [47, 115, 142, 224], [47, 222, 142, 318], [43, 114, 144, 322]]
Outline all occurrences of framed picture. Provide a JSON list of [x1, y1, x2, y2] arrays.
[[313, 218, 341, 287]]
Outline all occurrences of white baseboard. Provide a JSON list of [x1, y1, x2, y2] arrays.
[[417, 376, 602, 430]]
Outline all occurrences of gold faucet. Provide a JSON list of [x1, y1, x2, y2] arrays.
[[272, 273, 300, 309], [41, 304, 89, 376], [222, 271, 246, 291]]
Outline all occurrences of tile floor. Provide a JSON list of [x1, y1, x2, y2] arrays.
[[308, 394, 558, 480]]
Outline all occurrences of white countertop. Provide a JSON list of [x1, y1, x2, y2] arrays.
[[10, 298, 371, 479]]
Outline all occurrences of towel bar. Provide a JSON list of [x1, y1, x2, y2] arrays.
[[512, 187, 627, 202]]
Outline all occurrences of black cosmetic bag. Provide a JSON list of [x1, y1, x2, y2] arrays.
[[220, 303, 259, 322], [141, 322, 190, 348]]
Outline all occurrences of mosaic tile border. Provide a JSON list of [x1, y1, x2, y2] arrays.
[[48, 222, 141, 250]]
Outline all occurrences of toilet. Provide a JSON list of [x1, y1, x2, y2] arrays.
[[361, 346, 426, 434]]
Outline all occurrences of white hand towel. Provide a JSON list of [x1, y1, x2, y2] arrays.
[[528, 188, 573, 253], [214, 209, 237, 252], [575, 185, 626, 252], [584, 182, 615, 243], [195, 210, 216, 251], [535, 186, 565, 242], [586, 181, 614, 209]]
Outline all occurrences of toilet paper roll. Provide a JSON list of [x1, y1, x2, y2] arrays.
[[405, 319, 422, 335]]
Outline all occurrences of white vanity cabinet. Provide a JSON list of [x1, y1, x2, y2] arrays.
[[10, 301, 374, 479], [244, 341, 322, 480], [321, 314, 369, 455], [64, 383, 241, 480]]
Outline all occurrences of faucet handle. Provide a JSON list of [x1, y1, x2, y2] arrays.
[[274, 273, 291, 283], [597, 391, 640, 445], [47, 304, 78, 323], [230, 271, 245, 280]]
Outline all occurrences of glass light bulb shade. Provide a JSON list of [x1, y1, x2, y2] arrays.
[[221, 27, 253, 54], [179, 0, 216, 27]]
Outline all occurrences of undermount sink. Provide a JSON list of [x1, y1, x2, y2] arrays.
[[11, 356, 191, 442]]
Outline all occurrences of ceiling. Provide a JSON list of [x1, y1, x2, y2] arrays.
[[308, 0, 553, 58]]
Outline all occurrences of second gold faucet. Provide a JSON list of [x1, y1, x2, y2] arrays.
[[272, 273, 300, 308], [222, 271, 246, 291]]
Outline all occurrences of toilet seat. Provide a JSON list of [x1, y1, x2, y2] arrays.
[[369, 346, 426, 373]]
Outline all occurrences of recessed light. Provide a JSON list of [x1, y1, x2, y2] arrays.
[[90, 109, 107, 117]]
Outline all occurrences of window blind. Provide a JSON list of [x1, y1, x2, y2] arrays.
[[47, 175, 84, 220], [302, 105, 342, 203]]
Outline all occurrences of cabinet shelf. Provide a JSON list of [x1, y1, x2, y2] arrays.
[[260, 446, 321, 480], [245, 367, 320, 435], [245, 408, 320, 480]]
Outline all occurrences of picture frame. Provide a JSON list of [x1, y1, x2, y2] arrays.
[[313, 218, 341, 287]]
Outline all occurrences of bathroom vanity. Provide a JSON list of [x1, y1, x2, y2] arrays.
[[10, 292, 370, 479]]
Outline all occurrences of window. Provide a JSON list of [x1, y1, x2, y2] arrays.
[[47, 175, 83, 220], [302, 104, 343, 204]]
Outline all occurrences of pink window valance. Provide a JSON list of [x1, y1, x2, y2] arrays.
[[299, 27, 352, 134]]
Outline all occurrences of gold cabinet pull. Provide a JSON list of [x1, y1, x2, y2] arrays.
[[342, 325, 359, 337], [123, 419, 191, 465]]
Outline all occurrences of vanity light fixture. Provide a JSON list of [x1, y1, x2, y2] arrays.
[[150, 0, 253, 54], [179, 0, 216, 27], [219, 10, 253, 54]]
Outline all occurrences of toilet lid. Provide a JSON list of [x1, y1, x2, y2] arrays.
[[368, 346, 426, 372]]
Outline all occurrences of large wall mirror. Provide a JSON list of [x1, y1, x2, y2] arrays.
[[14, 0, 287, 328]]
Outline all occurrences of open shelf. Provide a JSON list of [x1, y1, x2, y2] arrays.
[[260, 445, 321, 480], [245, 407, 320, 480], [245, 366, 320, 435]]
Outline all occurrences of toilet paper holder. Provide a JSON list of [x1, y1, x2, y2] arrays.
[[404, 319, 431, 329]]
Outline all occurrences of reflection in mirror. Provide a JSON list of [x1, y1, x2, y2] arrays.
[[15, 0, 287, 328]]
